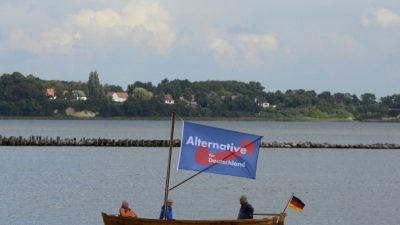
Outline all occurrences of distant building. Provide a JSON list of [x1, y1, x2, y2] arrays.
[[255, 96, 270, 108], [164, 94, 175, 104], [46, 88, 56, 100], [107, 91, 128, 102], [72, 90, 87, 101], [190, 95, 197, 106], [178, 95, 198, 107]]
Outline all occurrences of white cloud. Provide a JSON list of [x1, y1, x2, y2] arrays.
[[362, 8, 400, 28], [208, 33, 278, 66], [208, 38, 237, 65], [72, 8, 122, 29], [375, 8, 400, 27], [6, 28, 80, 54], [70, 2, 176, 54], [3, 2, 175, 54], [235, 34, 278, 64]]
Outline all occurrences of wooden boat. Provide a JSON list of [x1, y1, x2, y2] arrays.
[[102, 212, 286, 225], [102, 110, 288, 225]]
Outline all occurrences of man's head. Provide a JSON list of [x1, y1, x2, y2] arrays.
[[167, 199, 173, 206], [122, 200, 129, 208], [240, 195, 247, 205]]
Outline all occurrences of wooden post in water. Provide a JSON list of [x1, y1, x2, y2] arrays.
[[162, 109, 176, 220]]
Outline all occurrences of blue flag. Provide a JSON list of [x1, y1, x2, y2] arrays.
[[178, 121, 262, 179]]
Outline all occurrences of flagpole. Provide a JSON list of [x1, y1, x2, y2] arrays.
[[282, 193, 294, 213], [169, 150, 239, 191], [162, 109, 176, 220]]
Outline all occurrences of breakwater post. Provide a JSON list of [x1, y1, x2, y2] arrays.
[[0, 135, 399, 149]]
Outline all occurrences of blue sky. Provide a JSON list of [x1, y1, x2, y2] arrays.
[[0, 0, 399, 98]]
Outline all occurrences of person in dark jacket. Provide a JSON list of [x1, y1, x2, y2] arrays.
[[237, 195, 254, 219], [159, 199, 173, 220]]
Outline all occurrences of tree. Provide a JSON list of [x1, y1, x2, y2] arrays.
[[381, 94, 400, 108], [127, 81, 156, 94], [360, 93, 376, 105], [104, 84, 124, 92], [87, 71, 104, 99], [0, 72, 48, 116], [132, 87, 152, 101]]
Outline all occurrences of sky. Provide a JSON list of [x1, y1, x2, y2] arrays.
[[0, 0, 399, 98]]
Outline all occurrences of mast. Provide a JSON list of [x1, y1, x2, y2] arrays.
[[282, 193, 294, 213], [162, 109, 176, 219]]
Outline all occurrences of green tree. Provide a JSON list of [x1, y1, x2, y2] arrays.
[[127, 81, 156, 94], [361, 93, 376, 105], [104, 84, 124, 92], [132, 87, 152, 101], [87, 71, 104, 99], [0, 72, 48, 116]]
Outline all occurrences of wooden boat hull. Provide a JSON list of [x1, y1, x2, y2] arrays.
[[102, 212, 285, 225]]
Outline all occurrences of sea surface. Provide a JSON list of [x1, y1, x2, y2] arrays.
[[0, 120, 399, 225]]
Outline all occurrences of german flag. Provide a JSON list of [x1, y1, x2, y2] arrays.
[[288, 195, 305, 212]]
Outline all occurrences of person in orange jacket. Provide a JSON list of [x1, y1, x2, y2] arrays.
[[119, 200, 138, 218]]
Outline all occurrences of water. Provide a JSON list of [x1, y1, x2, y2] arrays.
[[0, 120, 399, 225], [1, 119, 399, 144]]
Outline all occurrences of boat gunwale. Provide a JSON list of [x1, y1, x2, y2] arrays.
[[102, 212, 281, 224]]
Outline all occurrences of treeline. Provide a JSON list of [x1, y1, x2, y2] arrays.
[[0, 71, 399, 120]]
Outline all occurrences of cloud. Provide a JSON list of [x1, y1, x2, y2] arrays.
[[71, 2, 176, 53], [72, 8, 122, 29], [362, 8, 400, 28], [330, 33, 363, 57], [208, 33, 278, 66], [2, 2, 175, 54], [6, 28, 81, 54], [208, 38, 237, 65], [235, 34, 278, 64]]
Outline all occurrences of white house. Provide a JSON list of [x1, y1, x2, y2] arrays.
[[107, 92, 128, 102], [72, 90, 87, 101], [164, 94, 175, 104], [255, 96, 270, 108]]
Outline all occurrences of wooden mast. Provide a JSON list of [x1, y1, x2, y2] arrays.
[[162, 109, 176, 219], [282, 193, 294, 213]]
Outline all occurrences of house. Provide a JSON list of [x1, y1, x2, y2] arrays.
[[178, 95, 197, 107], [255, 96, 270, 108], [190, 95, 197, 106], [107, 91, 128, 102], [46, 88, 56, 100], [164, 94, 175, 104], [71, 90, 87, 101]]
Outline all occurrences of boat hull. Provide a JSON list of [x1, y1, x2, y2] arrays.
[[102, 212, 285, 225]]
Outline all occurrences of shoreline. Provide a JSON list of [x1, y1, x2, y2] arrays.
[[0, 115, 398, 122]]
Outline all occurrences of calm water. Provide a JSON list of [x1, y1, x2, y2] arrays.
[[1, 119, 400, 144], [0, 120, 400, 225]]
